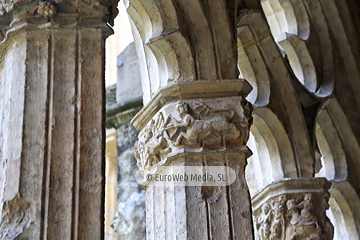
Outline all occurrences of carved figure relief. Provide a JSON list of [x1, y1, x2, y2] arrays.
[[134, 100, 252, 175], [134, 113, 172, 175], [255, 203, 272, 240], [254, 193, 331, 240], [164, 102, 241, 147]]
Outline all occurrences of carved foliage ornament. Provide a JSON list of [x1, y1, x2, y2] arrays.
[[254, 193, 333, 240], [0, 0, 30, 15], [134, 99, 253, 175]]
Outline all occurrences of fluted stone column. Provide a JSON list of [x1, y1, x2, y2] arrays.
[[132, 80, 255, 240], [0, 0, 118, 239], [252, 178, 334, 240]]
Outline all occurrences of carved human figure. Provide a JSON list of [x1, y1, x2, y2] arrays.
[[146, 136, 171, 166], [169, 102, 198, 145], [286, 197, 321, 240], [298, 193, 318, 227], [134, 127, 153, 168], [272, 195, 287, 240], [256, 203, 273, 240], [261, 223, 271, 240], [270, 222, 282, 240], [165, 101, 240, 146], [134, 126, 171, 172]]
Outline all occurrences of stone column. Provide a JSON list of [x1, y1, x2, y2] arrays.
[[0, 0, 118, 239], [132, 80, 255, 240], [252, 178, 334, 240]]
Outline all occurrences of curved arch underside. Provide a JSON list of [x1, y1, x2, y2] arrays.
[[261, 0, 335, 97], [245, 107, 297, 196], [126, 0, 239, 104], [328, 181, 360, 239]]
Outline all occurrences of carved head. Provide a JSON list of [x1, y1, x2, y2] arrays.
[[263, 223, 270, 237], [176, 101, 189, 115], [140, 127, 153, 143], [261, 203, 271, 214], [270, 222, 282, 237], [286, 199, 297, 211], [304, 193, 314, 201], [275, 195, 287, 207]]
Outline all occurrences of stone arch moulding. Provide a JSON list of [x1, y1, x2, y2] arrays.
[[245, 107, 297, 196], [261, 0, 335, 98], [315, 98, 360, 182], [328, 181, 360, 240], [125, 0, 196, 104], [237, 11, 271, 107], [261, 0, 310, 40]]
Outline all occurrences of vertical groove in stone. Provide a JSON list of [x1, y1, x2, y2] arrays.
[[0, 49, 4, 214], [205, 199, 211, 240], [41, 32, 54, 240], [72, 29, 80, 240], [203, 155, 212, 240], [101, 32, 106, 240], [225, 155, 234, 240]]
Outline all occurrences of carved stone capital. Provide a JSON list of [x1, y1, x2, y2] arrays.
[[134, 95, 253, 176], [0, 0, 118, 24], [252, 178, 333, 240], [0, 0, 117, 59]]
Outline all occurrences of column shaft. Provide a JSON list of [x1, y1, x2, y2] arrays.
[[0, 3, 115, 236]]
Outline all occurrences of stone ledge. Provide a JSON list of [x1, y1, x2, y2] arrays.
[[131, 79, 252, 130], [252, 177, 331, 209], [106, 96, 143, 128]]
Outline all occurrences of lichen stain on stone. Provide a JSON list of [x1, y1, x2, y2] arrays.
[[201, 185, 222, 204], [0, 194, 32, 240]]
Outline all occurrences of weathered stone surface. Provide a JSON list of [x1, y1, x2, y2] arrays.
[[0, 195, 31, 239], [116, 42, 142, 104], [141, 148, 253, 240], [0, 0, 115, 237]]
